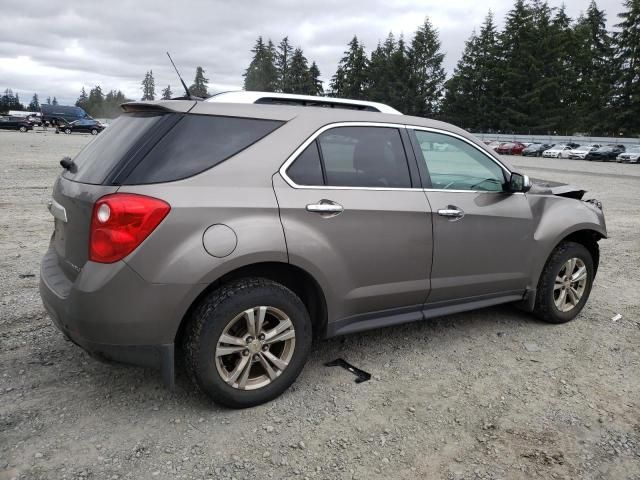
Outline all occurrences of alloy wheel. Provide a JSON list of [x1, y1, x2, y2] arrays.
[[554, 258, 588, 312], [215, 306, 296, 390]]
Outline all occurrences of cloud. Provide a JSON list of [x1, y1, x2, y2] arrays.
[[0, 0, 624, 105]]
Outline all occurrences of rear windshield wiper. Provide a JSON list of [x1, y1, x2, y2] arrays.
[[60, 156, 77, 172]]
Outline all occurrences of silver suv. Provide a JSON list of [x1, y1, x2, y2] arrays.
[[40, 99, 606, 408]]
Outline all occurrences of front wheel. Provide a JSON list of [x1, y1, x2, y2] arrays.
[[183, 278, 312, 408], [91, 128, 98, 135], [64, 128, 72, 134], [533, 241, 595, 324], [19, 126, 27, 132]]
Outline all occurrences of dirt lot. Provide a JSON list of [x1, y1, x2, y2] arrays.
[[1, 129, 639, 480]]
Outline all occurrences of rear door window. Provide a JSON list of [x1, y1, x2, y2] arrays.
[[285, 126, 412, 188], [124, 115, 284, 184], [286, 142, 324, 186]]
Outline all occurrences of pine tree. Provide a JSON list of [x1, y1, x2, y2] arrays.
[[76, 87, 89, 110], [497, 0, 537, 131], [442, 29, 481, 128], [190, 67, 209, 97], [573, 1, 614, 134], [612, 0, 640, 134], [87, 85, 105, 117], [161, 85, 173, 100], [0, 89, 24, 113], [407, 17, 446, 117], [243, 37, 279, 91], [103, 90, 128, 117], [288, 48, 311, 94], [141, 70, 155, 100], [308, 62, 324, 95], [46, 96, 51, 105], [51, 96, 58, 105], [330, 36, 368, 99], [526, 2, 574, 133], [277, 37, 293, 92], [28, 93, 40, 111], [366, 34, 396, 105]]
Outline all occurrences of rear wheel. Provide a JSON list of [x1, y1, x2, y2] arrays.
[[183, 278, 312, 408], [19, 126, 27, 132], [533, 241, 594, 324]]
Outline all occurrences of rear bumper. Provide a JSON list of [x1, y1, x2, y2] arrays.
[[39, 247, 194, 386]]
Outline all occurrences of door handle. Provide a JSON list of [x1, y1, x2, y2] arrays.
[[306, 200, 344, 216], [437, 206, 465, 220]]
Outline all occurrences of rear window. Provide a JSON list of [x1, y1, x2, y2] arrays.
[[124, 114, 284, 184], [63, 112, 166, 185], [64, 112, 284, 185]]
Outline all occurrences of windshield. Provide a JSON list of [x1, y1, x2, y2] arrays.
[[597, 146, 613, 152], [574, 146, 590, 152]]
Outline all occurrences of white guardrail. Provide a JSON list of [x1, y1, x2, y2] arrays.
[[473, 133, 640, 148]]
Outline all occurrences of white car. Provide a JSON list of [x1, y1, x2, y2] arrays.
[[567, 145, 600, 160], [616, 145, 640, 163], [542, 145, 573, 158]]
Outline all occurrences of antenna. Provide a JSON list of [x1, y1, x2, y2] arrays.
[[166, 52, 192, 100]]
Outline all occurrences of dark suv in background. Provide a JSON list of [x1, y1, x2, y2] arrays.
[[522, 143, 554, 157], [40, 99, 606, 408], [0, 116, 33, 132], [586, 145, 625, 161]]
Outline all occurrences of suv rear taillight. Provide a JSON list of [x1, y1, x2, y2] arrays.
[[89, 193, 170, 263]]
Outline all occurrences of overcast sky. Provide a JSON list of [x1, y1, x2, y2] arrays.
[[0, 0, 625, 106]]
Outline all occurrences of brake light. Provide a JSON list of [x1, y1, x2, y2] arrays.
[[89, 193, 170, 263]]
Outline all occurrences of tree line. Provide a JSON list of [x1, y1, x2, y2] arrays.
[[243, 0, 640, 136], [243, 36, 323, 95], [3, 0, 638, 133], [0, 89, 58, 113]]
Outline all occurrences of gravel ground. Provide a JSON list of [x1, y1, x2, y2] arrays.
[[1, 129, 639, 480]]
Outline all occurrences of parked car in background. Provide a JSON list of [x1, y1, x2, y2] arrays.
[[28, 115, 43, 126], [543, 144, 574, 158], [486, 141, 502, 151], [568, 145, 600, 160], [0, 116, 33, 132], [585, 145, 625, 161], [41, 104, 94, 127], [522, 143, 554, 157], [616, 145, 640, 163], [60, 118, 106, 135], [496, 142, 526, 155], [40, 98, 607, 408]]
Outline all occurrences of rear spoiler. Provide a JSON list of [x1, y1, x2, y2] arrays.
[[120, 100, 197, 114]]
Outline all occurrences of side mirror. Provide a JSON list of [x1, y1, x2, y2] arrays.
[[508, 172, 531, 193]]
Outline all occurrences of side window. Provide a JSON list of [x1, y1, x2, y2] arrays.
[[413, 130, 505, 192], [286, 141, 324, 186], [317, 126, 411, 188]]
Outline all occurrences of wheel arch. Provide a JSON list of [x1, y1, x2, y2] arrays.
[[175, 261, 328, 347], [521, 227, 604, 312]]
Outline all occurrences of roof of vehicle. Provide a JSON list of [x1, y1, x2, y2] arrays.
[[205, 91, 402, 115], [121, 100, 506, 165]]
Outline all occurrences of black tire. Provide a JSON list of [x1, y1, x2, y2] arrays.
[[533, 241, 595, 324], [183, 278, 312, 408], [19, 126, 27, 132], [91, 129, 98, 135], [64, 128, 72, 134]]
